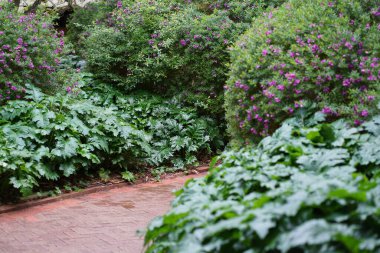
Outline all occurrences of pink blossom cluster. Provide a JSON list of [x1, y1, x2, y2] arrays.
[[0, 1, 64, 104], [227, 1, 379, 140]]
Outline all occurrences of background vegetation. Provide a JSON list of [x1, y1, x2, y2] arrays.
[[226, 0, 379, 144], [0, 0, 379, 251]]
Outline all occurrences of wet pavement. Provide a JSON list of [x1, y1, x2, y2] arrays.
[[0, 173, 204, 253]]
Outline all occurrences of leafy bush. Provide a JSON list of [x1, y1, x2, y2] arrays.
[[150, 8, 240, 117], [0, 81, 221, 200], [190, 0, 285, 24], [71, 0, 286, 118], [144, 113, 380, 252], [0, 1, 65, 101], [225, 0, 380, 144], [81, 0, 178, 90], [66, 0, 117, 50]]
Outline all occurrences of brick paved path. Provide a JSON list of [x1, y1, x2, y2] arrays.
[[0, 173, 204, 253]]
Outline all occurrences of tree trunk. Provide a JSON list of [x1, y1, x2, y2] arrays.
[[25, 0, 43, 14]]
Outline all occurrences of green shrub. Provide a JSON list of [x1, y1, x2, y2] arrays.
[[66, 0, 118, 50], [81, 0, 178, 90], [0, 80, 222, 200], [225, 0, 380, 144], [72, 0, 286, 119], [190, 0, 285, 23], [0, 1, 65, 101], [144, 113, 380, 252], [151, 8, 240, 117]]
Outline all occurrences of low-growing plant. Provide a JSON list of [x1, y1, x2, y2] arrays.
[[144, 112, 380, 252], [0, 82, 222, 201], [225, 0, 379, 144]]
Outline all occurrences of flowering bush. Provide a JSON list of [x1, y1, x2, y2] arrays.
[[0, 1, 65, 104], [225, 0, 380, 144], [82, 0, 177, 90], [66, 0, 117, 51], [73, 0, 286, 118], [190, 0, 285, 24], [151, 8, 240, 116]]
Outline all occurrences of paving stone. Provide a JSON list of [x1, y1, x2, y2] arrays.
[[0, 174, 204, 253]]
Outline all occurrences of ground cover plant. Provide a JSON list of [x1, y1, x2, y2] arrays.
[[225, 0, 380, 144], [0, 0, 224, 202], [0, 81, 221, 201], [144, 112, 380, 252]]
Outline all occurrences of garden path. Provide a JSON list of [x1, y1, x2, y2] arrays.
[[0, 173, 205, 253]]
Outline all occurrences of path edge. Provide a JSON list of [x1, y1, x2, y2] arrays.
[[0, 166, 209, 215]]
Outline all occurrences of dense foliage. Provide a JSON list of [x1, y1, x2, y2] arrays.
[[68, 0, 286, 118], [0, 1, 65, 101], [66, 0, 117, 49], [225, 0, 380, 144], [145, 112, 380, 252], [0, 81, 221, 200]]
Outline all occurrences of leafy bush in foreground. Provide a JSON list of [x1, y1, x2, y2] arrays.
[[0, 82, 221, 200], [226, 0, 379, 144], [145, 113, 380, 252], [0, 1, 65, 101]]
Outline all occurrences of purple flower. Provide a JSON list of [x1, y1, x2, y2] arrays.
[[361, 110, 369, 117], [368, 75, 377, 81], [180, 39, 187, 46], [344, 42, 353, 50], [16, 37, 23, 45], [322, 107, 332, 114], [342, 79, 351, 87], [262, 49, 268, 56], [285, 73, 296, 80], [116, 1, 122, 8], [367, 95, 375, 101]]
